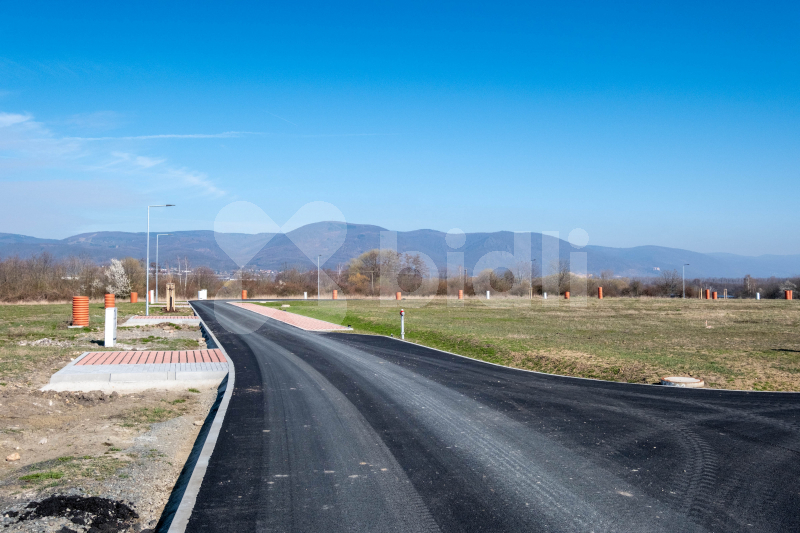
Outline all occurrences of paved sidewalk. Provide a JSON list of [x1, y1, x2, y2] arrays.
[[120, 315, 201, 327], [229, 302, 351, 331], [44, 349, 228, 391], [76, 349, 225, 366]]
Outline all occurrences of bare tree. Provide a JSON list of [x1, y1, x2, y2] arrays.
[[659, 269, 681, 296]]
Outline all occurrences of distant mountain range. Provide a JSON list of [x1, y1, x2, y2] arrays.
[[0, 223, 797, 278]]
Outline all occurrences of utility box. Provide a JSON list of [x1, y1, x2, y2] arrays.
[[166, 283, 176, 312], [198, 289, 207, 300], [104, 307, 117, 348]]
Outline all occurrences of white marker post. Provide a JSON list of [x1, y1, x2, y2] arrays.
[[304, 292, 308, 300], [757, 293, 760, 300], [486, 291, 490, 300], [400, 309, 405, 340], [104, 307, 117, 348], [198, 289, 207, 300], [543, 292, 548, 300]]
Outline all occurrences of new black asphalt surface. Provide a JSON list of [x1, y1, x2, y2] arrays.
[[185, 300, 800, 532]]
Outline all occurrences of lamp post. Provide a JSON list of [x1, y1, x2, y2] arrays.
[[317, 255, 322, 300], [530, 259, 537, 300], [146, 205, 175, 316], [683, 263, 690, 299], [155, 234, 172, 304]]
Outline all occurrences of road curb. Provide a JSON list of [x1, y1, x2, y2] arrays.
[[157, 301, 237, 533], [351, 333, 800, 395]]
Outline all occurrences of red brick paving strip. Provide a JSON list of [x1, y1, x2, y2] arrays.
[[125, 316, 200, 321], [76, 349, 227, 366], [97, 352, 116, 365], [230, 302, 351, 331], [75, 353, 98, 366]]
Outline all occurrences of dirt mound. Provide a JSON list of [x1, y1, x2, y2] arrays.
[[8, 494, 138, 531]]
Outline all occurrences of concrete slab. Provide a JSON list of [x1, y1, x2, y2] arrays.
[[44, 349, 228, 392], [110, 372, 171, 382], [50, 372, 111, 383]]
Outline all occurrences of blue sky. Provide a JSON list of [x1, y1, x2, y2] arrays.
[[0, 1, 798, 255]]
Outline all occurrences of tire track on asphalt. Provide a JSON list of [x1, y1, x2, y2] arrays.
[[306, 333, 703, 533]]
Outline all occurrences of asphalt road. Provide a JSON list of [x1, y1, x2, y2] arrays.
[[185, 300, 800, 532]]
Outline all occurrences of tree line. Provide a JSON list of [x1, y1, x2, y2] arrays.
[[0, 251, 796, 301], [0, 253, 218, 302]]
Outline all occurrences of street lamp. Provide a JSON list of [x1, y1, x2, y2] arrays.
[[530, 259, 537, 300], [146, 205, 175, 316], [317, 255, 322, 300], [683, 263, 690, 299], [155, 234, 172, 304]]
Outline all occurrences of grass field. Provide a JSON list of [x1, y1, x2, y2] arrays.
[[0, 302, 194, 384], [257, 298, 800, 392]]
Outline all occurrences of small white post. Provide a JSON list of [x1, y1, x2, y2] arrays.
[[757, 293, 760, 300], [104, 307, 117, 348], [486, 290, 490, 300], [544, 292, 547, 299], [400, 309, 405, 340], [198, 289, 207, 300], [149, 290, 155, 304], [304, 292, 307, 300]]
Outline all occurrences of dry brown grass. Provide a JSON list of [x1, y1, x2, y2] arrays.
[[269, 297, 800, 391]]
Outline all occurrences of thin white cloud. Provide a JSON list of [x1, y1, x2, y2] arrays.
[[135, 155, 165, 168], [68, 131, 259, 141], [0, 112, 32, 127], [166, 167, 226, 197], [108, 151, 166, 168], [0, 113, 85, 168], [267, 112, 298, 127], [0, 110, 226, 197], [69, 131, 388, 140], [286, 132, 395, 138]]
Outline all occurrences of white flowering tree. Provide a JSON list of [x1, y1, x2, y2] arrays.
[[106, 258, 132, 297]]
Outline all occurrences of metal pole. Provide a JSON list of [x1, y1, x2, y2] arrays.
[[401, 314, 404, 339], [683, 263, 689, 299], [317, 255, 321, 300], [146, 207, 150, 316], [155, 234, 171, 304], [145, 205, 175, 316]]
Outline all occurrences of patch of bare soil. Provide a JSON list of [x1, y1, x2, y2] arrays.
[[0, 324, 218, 532]]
